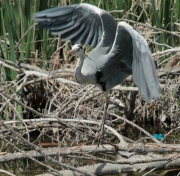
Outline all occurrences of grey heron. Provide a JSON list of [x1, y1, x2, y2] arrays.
[[33, 3, 159, 145]]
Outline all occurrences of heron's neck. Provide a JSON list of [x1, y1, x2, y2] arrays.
[[74, 55, 86, 83]]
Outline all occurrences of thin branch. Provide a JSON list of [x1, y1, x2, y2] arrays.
[[109, 113, 161, 144], [1, 121, 93, 176]]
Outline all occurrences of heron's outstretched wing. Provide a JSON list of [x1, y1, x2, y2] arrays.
[[109, 21, 159, 102], [33, 3, 116, 47]]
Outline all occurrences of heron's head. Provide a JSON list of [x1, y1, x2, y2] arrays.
[[67, 44, 84, 57]]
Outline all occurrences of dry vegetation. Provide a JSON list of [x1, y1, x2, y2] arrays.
[[0, 0, 180, 175]]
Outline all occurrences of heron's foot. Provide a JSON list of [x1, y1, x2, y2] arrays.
[[96, 124, 105, 147]]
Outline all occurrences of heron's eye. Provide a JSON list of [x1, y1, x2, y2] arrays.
[[77, 48, 80, 51]]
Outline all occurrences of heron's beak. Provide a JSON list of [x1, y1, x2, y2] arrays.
[[67, 49, 75, 55]]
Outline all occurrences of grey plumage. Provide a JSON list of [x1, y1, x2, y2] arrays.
[[33, 3, 159, 103]]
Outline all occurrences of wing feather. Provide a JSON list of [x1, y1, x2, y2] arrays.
[[33, 3, 107, 47], [78, 26, 91, 45], [109, 21, 159, 102]]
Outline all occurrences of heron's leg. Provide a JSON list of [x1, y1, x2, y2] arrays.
[[97, 94, 109, 146]]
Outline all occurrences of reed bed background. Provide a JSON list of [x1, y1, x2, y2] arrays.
[[1, 0, 180, 77], [0, 0, 180, 175]]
